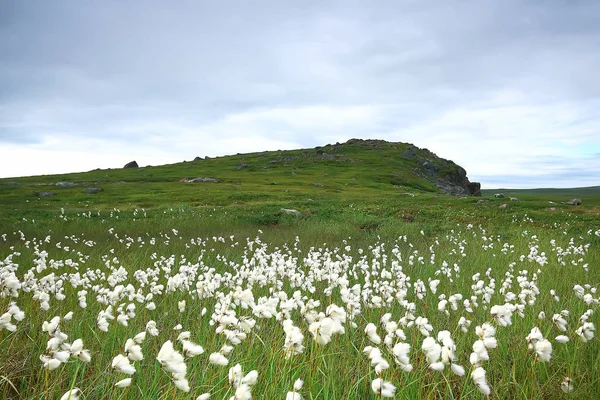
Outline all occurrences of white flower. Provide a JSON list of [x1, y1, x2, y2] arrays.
[[242, 370, 258, 386], [471, 367, 491, 395], [391, 342, 412, 372], [371, 378, 396, 397], [309, 318, 333, 345], [555, 335, 569, 344], [115, 378, 132, 388], [112, 354, 136, 375], [197, 394, 211, 400], [561, 377, 574, 393], [232, 383, 252, 400], [229, 364, 243, 388], [415, 317, 433, 336], [293, 379, 304, 391], [60, 388, 81, 400], [182, 340, 204, 357], [575, 322, 595, 342], [209, 352, 229, 366], [535, 339, 552, 362], [365, 323, 381, 344], [174, 378, 190, 392]]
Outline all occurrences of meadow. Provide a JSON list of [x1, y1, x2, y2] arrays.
[[1, 141, 599, 399]]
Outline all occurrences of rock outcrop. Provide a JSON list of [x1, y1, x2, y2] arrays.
[[123, 161, 138, 169], [56, 182, 76, 187], [403, 144, 481, 196], [280, 208, 302, 217], [181, 177, 220, 183]]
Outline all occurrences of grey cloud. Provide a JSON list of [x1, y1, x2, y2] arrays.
[[0, 1, 599, 185]]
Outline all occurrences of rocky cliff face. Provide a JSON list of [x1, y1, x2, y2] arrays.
[[403, 144, 481, 196]]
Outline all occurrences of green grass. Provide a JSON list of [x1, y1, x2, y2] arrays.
[[0, 140, 599, 399]]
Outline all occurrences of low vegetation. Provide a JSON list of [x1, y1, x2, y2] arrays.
[[1, 140, 598, 399]]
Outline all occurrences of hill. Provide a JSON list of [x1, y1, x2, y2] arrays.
[[0, 139, 478, 214], [2, 138, 599, 231]]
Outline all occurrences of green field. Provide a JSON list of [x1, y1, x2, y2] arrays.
[[1, 141, 599, 399]]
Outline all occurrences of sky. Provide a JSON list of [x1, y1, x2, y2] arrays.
[[1, 0, 599, 188]]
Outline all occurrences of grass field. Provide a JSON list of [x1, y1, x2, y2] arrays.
[[1, 141, 599, 399]]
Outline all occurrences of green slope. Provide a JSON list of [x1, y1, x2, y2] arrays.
[[0, 139, 462, 210], [1, 138, 598, 230]]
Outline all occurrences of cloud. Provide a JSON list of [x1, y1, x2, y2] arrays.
[[0, 0, 599, 187]]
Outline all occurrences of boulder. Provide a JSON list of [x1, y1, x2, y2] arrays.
[[476, 199, 488, 204], [494, 193, 505, 198], [467, 182, 481, 196], [310, 183, 323, 187], [181, 177, 220, 183], [561, 198, 582, 206], [510, 197, 518, 201], [280, 208, 302, 217], [83, 188, 102, 194], [56, 182, 76, 187], [36, 191, 55, 197], [123, 161, 138, 168], [499, 203, 508, 209], [193, 156, 202, 161]]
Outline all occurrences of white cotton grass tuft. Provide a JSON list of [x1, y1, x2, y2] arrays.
[[371, 378, 396, 397], [114, 378, 132, 388], [561, 377, 574, 393], [156, 340, 190, 392], [209, 352, 229, 366], [471, 366, 491, 395], [286, 378, 304, 400], [59, 388, 82, 400]]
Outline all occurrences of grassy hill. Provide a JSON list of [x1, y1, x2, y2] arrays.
[[0, 138, 598, 231]]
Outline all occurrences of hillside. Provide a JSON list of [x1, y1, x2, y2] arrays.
[[0, 139, 478, 211], [3, 138, 599, 231]]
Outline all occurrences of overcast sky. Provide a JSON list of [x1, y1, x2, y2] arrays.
[[1, 1, 599, 188]]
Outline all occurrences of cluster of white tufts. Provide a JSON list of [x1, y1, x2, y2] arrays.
[[0, 220, 599, 398]]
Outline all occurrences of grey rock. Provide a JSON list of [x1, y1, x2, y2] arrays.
[[235, 163, 249, 169], [280, 208, 302, 217], [477, 199, 488, 204], [181, 177, 220, 183], [56, 182, 76, 187], [510, 197, 518, 201], [499, 203, 508, 209], [7, 182, 22, 187], [123, 160, 138, 168], [83, 188, 102, 194], [561, 198, 582, 205], [310, 183, 323, 187], [467, 182, 481, 196], [193, 156, 202, 161], [402, 143, 481, 197], [494, 193, 505, 198], [37, 191, 55, 197]]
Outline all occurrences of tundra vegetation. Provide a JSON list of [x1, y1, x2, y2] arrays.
[[1, 140, 599, 399]]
